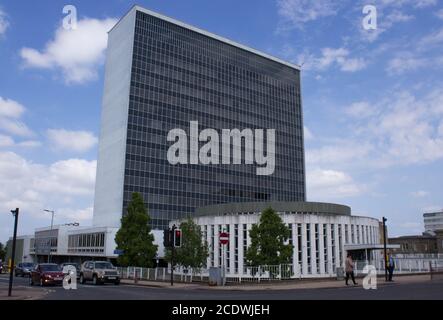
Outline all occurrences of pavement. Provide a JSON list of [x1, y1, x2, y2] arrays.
[[0, 275, 48, 300], [120, 273, 432, 291], [2, 273, 443, 300]]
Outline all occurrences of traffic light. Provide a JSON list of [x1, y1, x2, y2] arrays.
[[173, 229, 182, 247], [163, 229, 172, 247]]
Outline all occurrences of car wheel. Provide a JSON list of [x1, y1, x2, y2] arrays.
[[79, 274, 85, 284]]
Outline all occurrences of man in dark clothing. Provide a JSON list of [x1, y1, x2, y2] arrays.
[[387, 254, 395, 281]]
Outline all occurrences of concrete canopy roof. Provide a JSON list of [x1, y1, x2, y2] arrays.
[[195, 201, 351, 217]]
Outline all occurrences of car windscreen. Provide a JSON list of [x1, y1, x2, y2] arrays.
[[94, 262, 114, 269], [40, 264, 61, 272]]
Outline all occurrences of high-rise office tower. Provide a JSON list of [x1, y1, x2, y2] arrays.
[[93, 6, 306, 230]]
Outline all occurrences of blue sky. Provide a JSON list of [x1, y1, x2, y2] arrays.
[[0, 0, 442, 243]]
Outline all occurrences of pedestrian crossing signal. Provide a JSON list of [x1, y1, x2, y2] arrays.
[[163, 229, 172, 247], [174, 229, 182, 248]]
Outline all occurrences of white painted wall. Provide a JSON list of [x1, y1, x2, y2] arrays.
[[93, 9, 136, 228]]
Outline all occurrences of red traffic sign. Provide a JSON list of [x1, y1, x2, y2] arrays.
[[219, 232, 229, 245]]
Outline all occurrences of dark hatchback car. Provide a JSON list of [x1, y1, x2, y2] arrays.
[[29, 263, 65, 286], [60, 262, 81, 279], [15, 262, 35, 277]]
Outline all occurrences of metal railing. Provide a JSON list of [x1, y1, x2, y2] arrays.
[[117, 258, 443, 284], [353, 258, 443, 276]]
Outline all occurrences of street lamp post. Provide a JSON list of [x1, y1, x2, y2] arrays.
[[44, 209, 55, 263], [382, 217, 388, 282], [8, 208, 19, 297]]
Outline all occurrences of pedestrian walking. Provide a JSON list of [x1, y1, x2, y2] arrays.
[[345, 252, 357, 286], [387, 254, 395, 281]]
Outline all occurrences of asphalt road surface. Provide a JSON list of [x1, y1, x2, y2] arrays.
[[2, 274, 443, 300]]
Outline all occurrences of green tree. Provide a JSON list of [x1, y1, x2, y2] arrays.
[[245, 207, 293, 266], [115, 193, 157, 267], [0, 242, 6, 261], [165, 218, 209, 269]]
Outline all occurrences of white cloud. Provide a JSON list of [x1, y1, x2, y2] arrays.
[[0, 97, 25, 118], [20, 17, 117, 84], [307, 168, 363, 200], [57, 207, 93, 222], [345, 102, 377, 119], [0, 135, 40, 149], [0, 8, 8, 36], [419, 27, 443, 48], [414, 0, 437, 8], [16, 140, 42, 148], [306, 141, 373, 166], [0, 134, 14, 147], [410, 190, 429, 198], [0, 151, 96, 240], [436, 9, 443, 20], [309, 88, 443, 170], [0, 118, 34, 137], [0, 97, 34, 138], [385, 10, 414, 24], [277, 0, 338, 28], [386, 54, 428, 75], [47, 129, 98, 153], [295, 47, 367, 72]]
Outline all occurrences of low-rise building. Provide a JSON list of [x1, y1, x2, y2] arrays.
[[171, 201, 386, 278]]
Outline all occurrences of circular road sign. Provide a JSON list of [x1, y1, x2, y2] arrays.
[[219, 232, 229, 245]]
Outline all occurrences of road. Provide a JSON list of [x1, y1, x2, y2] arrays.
[[1, 274, 443, 300]]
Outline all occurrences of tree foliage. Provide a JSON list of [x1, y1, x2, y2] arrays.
[[0, 242, 6, 261], [245, 207, 293, 266], [165, 218, 209, 269], [115, 193, 157, 267]]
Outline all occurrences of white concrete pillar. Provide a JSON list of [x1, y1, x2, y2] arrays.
[[229, 223, 235, 275], [326, 224, 333, 275], [301, 223, 308, 276], [310, 223, 317, 275], [214, 225, 220, 267], [334, 224, 340, 271], [238, 223, 245, 273], [293, 223, 299, 276], [206, 224, 211, 268], [319, 223, 325, 275], [340, 224, 346, 268]]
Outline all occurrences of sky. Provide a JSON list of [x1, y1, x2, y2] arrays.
[[0, 0, 442, 243]]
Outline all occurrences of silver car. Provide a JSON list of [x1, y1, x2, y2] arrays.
[[79, 261, 120, 285]]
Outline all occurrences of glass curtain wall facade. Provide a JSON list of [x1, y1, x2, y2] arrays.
[[98, 7, 305, 230]]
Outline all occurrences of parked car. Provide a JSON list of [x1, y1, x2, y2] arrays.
[[79, 261, 120, 285], [15, 262, 36, 277], [29, 263, 64, 287], [60, 262, 81, 279]]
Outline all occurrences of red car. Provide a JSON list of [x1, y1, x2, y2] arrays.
[[29, 263, 65, 286]]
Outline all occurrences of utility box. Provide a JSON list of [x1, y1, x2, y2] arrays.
[[336, 267, 344, 280], [208, 267, 222, 286]]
